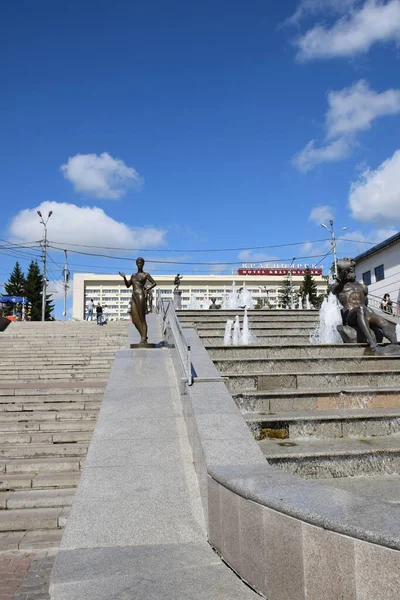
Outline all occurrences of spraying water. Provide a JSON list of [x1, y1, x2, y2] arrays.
[[239, 283, 255, 309], [241, 308, 258, 344], [187, 295, 201, 310], [232, 316, 241, 345], [306, 294, 311, 310], [224, 319, 234, 346], [298, 296, 303, 310], [222, 281, 240, 310], [310, 293, 343, 345], [396, 324, 400, 342]]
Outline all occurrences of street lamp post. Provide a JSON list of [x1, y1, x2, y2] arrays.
[[37, 210, 53, 322], [321, 219, 347, 278], [289, 257, 296, 309]]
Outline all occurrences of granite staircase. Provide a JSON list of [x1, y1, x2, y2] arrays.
[[178, 309, 400, 505], [0, 321, 128, 550]]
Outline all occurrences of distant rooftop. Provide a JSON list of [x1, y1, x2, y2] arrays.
[[355, 231, 400, 263]]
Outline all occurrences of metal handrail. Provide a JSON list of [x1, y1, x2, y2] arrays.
[[368, 293, 400, 317], [159, 297, 193, 386]]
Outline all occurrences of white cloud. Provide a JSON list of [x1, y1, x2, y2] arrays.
[[294, 80, 400, 171], [349, 150, 400, 222], [60, 152, 143, 199], [295, 0, 400, 62], [309, 205, 335, 225], [336, 227, 398, 253], [9, 201, 166, 249], [293, 138, 353, 172], [326, 80, 400, 138], [285, 0, 358, 26]]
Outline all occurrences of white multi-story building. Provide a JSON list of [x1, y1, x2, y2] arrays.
[[72, 265, 327, 321], [355, 232, 400, 307]]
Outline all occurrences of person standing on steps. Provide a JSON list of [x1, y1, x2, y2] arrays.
[[102, 304, 109, 325], [96, 302, 103, 325], [86, 298, 94, 321]]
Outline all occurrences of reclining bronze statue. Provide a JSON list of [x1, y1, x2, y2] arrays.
[[331, 258, 399, 354]]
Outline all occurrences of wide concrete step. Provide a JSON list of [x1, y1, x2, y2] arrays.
[[0, 393, 103, 403], [224, 370, 400, 392], [214, 356, 400, 374], [178, 315, 319, 323], [0, 385, 106, 397], [0, 421, 96, 435], [0, 410, 98, 422], [195, 323, 315, 332], [234, 386, 400, 413], [0, 430, 92, 444], [0, 400, 101, 412], [245, 408, 400, 440], [0, 471, 81, 491], [0, 443, 88, 459], [207, 343, 375, 359], [259, 435, 400, 479], [0, 528, 64, 550], [0, 487, 75, 509], [2, 457, 82, 474], [200, 334, 312, 345], [0, 507, 68, 532]]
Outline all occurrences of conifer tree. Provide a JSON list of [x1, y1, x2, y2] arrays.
[[278, 276, 293, 308], [300, 268, 319, 308], [4, 262, 26, 296], [25, 261, 54, 320]]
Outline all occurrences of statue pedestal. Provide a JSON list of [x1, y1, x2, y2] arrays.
[[173, 290, 182, 310]]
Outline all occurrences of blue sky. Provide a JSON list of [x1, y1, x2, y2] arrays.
[[1, 0, 400, 316]]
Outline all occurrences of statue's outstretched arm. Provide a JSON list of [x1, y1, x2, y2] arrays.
[[119, 272, 132, 288]]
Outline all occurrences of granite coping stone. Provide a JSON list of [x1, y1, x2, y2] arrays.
[[209, 463, 400, 550]]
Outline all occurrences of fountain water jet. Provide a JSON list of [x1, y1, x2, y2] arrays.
[[310, 293, 343, 345], [224, 319, 234, 346], [239, 283, 255, 309], [241, 308, 258, 344], [232, 316, 241, 345]]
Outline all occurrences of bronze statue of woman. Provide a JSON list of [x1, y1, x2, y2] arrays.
[[119, 257, 157, 344]]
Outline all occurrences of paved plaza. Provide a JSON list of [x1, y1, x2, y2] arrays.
[[0, 550, 55, 600]]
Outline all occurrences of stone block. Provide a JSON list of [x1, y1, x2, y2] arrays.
[[207, 476, 221, 552], [238, 496, 266, 596], [355, 539, 400, 599], [258, 374, 296, 390], [302, 523, 356, 600], [219, 485, 241, 574], [264, 508, 305, 600]]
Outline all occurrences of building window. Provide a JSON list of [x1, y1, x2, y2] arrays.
[[362, 271, 371, 286], [374, 265, 385, 282]]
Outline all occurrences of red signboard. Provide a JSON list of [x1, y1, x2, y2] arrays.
[[237, 268, 323, 276]]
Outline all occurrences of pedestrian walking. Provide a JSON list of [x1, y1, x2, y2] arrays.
[[86, 299, 94, 321], [102, 304, 109, 325], [96, 302, 103, 325]]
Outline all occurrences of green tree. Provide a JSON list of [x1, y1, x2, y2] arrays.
[[300, 268, 319, 308], [4, 262, 26, 296], [278, 276, 293, 308], [25, 261, 54, 321], [2, 262, 26, 316]]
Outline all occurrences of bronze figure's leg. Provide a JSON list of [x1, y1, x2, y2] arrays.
[[131, 293, 148, 343], [369, 314, 397, 344], [348, 306, 378, 349]]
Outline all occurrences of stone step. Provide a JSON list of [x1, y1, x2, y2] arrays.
[[3, 457, 81, 474], [0, 443, 88, 459], [245, 408, 400, 440], [0, 528, 64, 550], [200, 335, 311, 345], [0, 385, 106, 396], [195, 323, 315, 331], [0, 507, 68, 531], [0, 400, 101, 412], [207, 343, 375, 359], [0, 471, 80, 491], [214, 356, 400, 374], [0, 420, 96, 433], [224, 370, 400, 392], [0, 488, 75, 509], [234, 386, 400, 413], [178, 315, 319, 323], [0, 430, 93, 444], [259, 435, 400, 479], [0, 410, 98, 422], [0, 393, 103, 403]]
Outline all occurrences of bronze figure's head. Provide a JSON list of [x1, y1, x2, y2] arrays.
[[337, 258, 356, 282]]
